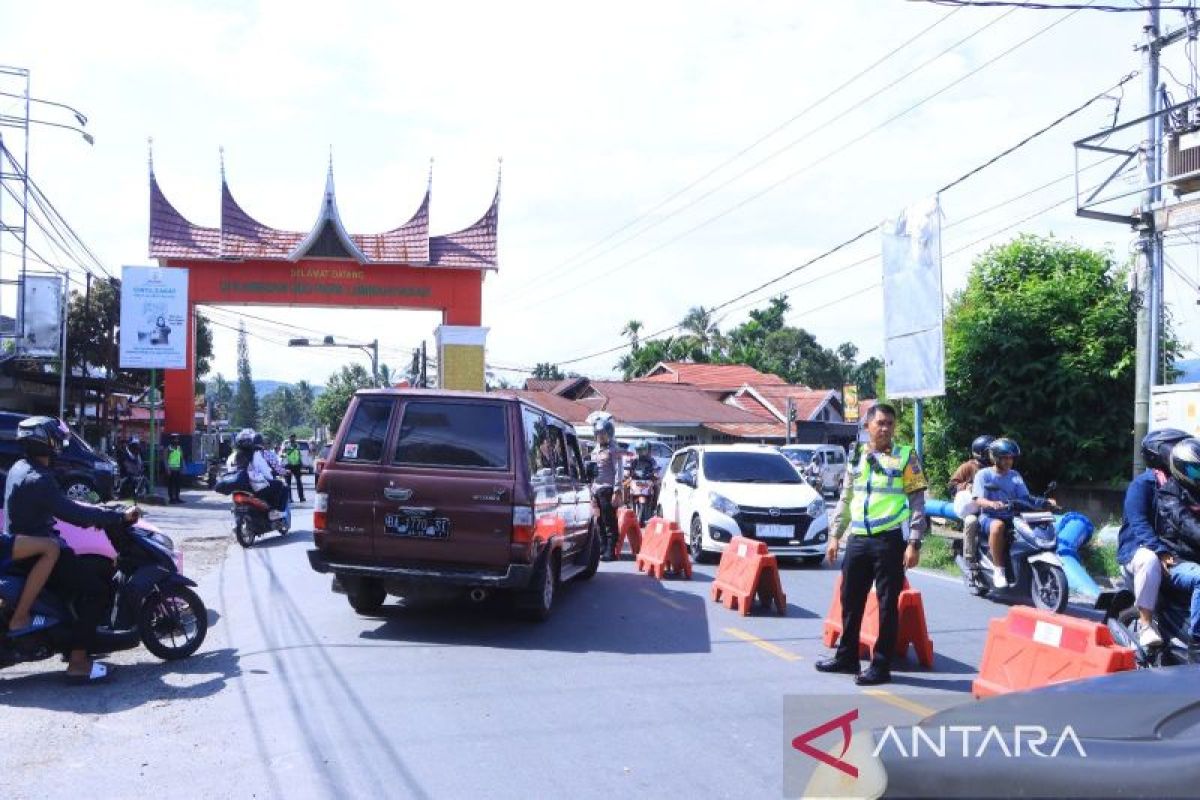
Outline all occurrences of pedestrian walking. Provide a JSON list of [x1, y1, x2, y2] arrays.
[[816, 402, 927, 686], [166, 434, 185, 504], [282, 434, 306, 503]]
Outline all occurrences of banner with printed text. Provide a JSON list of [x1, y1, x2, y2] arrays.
[[119, 265, 189, 369]]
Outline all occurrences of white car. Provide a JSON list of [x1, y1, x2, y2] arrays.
[[658, 444, 830, 565], [779, 444, 849, 497]]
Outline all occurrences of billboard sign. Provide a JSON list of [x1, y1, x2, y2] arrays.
[[881, 197, 945, 399], [119, 266, 189, 369], [19, 274, 63, 358]]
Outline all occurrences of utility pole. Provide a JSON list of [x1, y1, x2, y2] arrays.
[[786, 397, 795, 445], [420, 340, 428, 388], [1134, 5, 1163, 475]]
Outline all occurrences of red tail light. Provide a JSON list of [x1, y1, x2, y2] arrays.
[[511, 506, 534, 544], [314, 492, 328, 531]]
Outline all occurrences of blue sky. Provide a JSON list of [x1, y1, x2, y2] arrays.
[[0, 1, 1193, 385]]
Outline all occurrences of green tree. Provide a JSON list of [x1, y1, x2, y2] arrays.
[[295, 380, 316, 423], [679, 305, 722, 360], [313, 363, 375, 432], [620, 320, 643, 353], [231, 323, 258, 430], [532, 362, 565, 381], [914, 234, 1177, 492]]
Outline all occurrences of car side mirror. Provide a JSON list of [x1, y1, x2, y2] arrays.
[[679, 470, 697, 488]]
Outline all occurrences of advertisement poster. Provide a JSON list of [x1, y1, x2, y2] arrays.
[[119, 265, 189, 369], [19, 274, 63, 358]]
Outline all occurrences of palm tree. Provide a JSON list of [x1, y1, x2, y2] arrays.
[[620, 320, 644, 353], [679, 306, 721, 360]]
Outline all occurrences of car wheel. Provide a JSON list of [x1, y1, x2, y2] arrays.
[[65, 479, 95, 502], [347, 579, 387, 614], [689, 517, 715, 564], [523, 552, 558, 622]]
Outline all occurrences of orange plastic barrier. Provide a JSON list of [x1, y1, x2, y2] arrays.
[[972, 606, 1135, 698], [615, 507, 643, 559], [822, 574, 934, 668], [709, 537, 787, 616], [635, 517, 692, 579]]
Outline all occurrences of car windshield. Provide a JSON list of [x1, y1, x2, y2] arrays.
[[703, 452, 802, 484], [781, 449, 814, 465]]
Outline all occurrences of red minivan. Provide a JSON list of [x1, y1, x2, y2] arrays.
[[307, 389, 600, 620]]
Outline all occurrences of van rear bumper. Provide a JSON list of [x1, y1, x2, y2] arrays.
[[307, 549, 535, 588]]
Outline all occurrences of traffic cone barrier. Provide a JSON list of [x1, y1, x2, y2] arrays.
[[972, 606, 1135, 698], [615, 507, 643, 559], [821, 573, 934, 668], [635, 518, 692, 579], [710, 536, 786, 616]]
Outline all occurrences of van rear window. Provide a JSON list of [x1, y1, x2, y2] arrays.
[[338, 398, 393, 463], [394, 401, 509, 470]]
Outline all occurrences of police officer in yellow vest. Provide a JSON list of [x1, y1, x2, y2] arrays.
[[283, 434, 305, 503], [166, 434, 185, 504], [816, 402, 927, 686]]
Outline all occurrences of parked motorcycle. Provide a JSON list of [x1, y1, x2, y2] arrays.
[[118, 473, 149, 500], [0, 508, 208, 668], [626, 464, 658, 525], [952, 484, 1069, 613], [231, 490, 290, 548], [1101, 584, 1193, 668]]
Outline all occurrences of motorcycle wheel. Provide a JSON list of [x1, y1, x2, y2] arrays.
[[234, 517, 256, 548], [138, 585, 208, 660], [1031, 562, 1069, 614]]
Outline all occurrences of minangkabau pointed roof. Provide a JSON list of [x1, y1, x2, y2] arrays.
[[149, 157, 496, 269]]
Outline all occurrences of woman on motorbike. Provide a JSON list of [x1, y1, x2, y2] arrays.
[[230, 429, 287, 514], [972, 437, 1036, 589], [950, 434, 993, 583], [1153, 438, 1200, 663]]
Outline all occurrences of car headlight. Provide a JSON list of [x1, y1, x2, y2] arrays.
[[806, 498, 825, 518], [708, 491, 740, 517]]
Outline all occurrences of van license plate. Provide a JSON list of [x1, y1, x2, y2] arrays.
[[756, 524, 792, 539], [385, 514, 450, 539]]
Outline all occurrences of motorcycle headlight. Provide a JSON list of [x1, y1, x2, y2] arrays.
[[806, 498, 825, 518], [708, 491, 740, 517]]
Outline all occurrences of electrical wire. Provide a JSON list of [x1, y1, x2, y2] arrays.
[[907, 1, 1185, 11], [524, 4, 1093, 308]]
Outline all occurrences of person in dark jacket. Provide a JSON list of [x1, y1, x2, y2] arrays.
[[1154, 438, 1200, 663], [4, 417, 139, 682], [1118, 428, 1188, 650]]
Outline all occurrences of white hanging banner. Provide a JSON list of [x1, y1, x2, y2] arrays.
[[119, 265, 189, 369], [19, 274, 63, 358], [881, 197, 945, 399]]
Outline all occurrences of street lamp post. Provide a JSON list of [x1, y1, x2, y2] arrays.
[[289, 336, 380, 386]]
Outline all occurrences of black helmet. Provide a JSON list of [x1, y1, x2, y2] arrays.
[[17, 416, 68, 457], [235, 428, 256, 450], [989, 437, 1020, 460], [1142, 428, 1189, 472], [1170, 438, 1200, 494], [970, 435, 995, 463], [253, 433, 264, 448]]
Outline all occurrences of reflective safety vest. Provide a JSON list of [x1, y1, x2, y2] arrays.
[[167, 446, 183, 470], [285, 446, 301, 466], [850, 445, 913, 535]]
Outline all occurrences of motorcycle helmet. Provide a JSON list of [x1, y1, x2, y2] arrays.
[[253, 433, 265, 448], [988, 437, 1020, 461], [635, 439, 651, 456], [1170, 438, 1200, 494], [17, 416, 68, 457], [592, 416, 615, 440], [970, 435, 995, 464], [1142, 428, 1189, 472], [235, 428, 257, 450]]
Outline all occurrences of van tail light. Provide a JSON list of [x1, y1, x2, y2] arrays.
[[511, 506, 534, 544], [314, 492, 329, 531]]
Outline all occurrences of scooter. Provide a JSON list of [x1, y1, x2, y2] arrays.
[[231, 490, 291, 548], [952, 486, 1070, 613], [1100, 583, 1193, 668], [0, 508, 208, 667]]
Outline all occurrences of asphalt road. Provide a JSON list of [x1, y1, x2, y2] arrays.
[[1, 485, 1026, 799]]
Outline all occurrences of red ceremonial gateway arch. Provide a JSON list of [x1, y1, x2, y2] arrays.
[[148, 158, 498, 437]]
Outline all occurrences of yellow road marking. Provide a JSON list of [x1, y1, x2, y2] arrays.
[[860, 688, 936, 718], [724, 627, 803, 662], [641, 588, 685, 611]]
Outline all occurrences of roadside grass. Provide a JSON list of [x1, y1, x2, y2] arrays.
[[1080, 541, 1120, 580], [920, 534, 957, 573]]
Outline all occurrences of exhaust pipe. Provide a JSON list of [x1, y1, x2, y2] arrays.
[[468, 588, 489, 603]]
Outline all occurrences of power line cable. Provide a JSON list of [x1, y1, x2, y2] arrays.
[[527, 5, 1095, 308], [907, 1, 1186, 11]]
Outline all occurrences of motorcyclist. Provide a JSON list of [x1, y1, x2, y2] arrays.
[[4, 416, 138, 682], [1117, 428, 1188, 650], [118, 437, 145, 497], [949, 435, 993, 585], [972, 437, 1038, 589], [590, 416, 622, 562], [626, 440, 660, 521], [228, 429, 287, 515], [1152, 438, 1200, 663]]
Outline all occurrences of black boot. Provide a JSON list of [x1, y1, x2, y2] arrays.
[[600, 536, 616, 562]]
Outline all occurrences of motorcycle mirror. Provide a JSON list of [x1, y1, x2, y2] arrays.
[[1045, 480, 1058, 495]]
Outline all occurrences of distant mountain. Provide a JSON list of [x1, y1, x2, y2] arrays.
[[253, 380, 324, 396]]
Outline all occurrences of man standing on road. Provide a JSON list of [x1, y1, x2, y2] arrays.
[[590, 416, 621, 562], [166, 434, 185, 504], [816, 402, 927, 686], [282, 434, 306, 503]]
